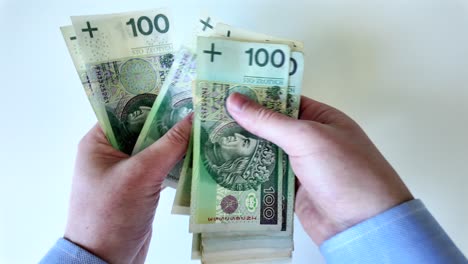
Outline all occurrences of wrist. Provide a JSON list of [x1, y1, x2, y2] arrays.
[[296, 182, 414, 246], [317, 195, 415, 245], [63, 233, 113, 263]]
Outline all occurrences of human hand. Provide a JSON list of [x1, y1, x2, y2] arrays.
[[64, 115, 192, 264], [226, 93, 413, 245]]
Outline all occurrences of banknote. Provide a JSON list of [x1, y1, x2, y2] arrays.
[[201, 248, 292, 263], [282, 51, 304, 235], [204, 257, 292, 264], [193, 30, 304, 263], [192, 233, 202, 260], [70, 9, 175, 154], [214, 23, 304, 51], [171, 14, 221, 205], [172, 135, 193, 215], [60, 26, 108, 136], [190, 37, 291, 233], [211, 23, 304, 234], [186, 13, 222, 51], [202, 235, 293, 252], [131, 47, 196, 187], [172, 25, 304, 221]]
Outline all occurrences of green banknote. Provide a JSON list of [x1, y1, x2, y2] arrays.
[[213, 23, 305, 234], [60, 26, 108, 136], [132, 47, 196, 187], [171, 14, 221, 207], [186, 13, 222, 51], [172, 134, 193, 214], [193, 27, 304, 263], [70, 9, 175, 154], [190, 37, 291, 233], [282, 51, 304, 235], [133, 47, 195, 154], [192, 233, 202, 260], [214, 23, 304, 51]]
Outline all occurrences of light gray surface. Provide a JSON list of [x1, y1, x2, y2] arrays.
[[0, 0, 466, 263]]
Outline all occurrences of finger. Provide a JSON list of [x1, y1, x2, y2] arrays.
[[133, 113, 193, 180], [226, 93, 302, 151], [78, 123, 126, 157], [80, 123, 105, 145], [299, 96, 347, 125]]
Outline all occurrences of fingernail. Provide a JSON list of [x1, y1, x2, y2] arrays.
[[187, 112, 194, 124], [227, 92, 249, 114]]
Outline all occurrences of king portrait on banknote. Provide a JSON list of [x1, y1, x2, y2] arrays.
[[202, 121, 276, 192]]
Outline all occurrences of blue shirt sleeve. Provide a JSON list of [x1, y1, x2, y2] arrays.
[[41, 200, 466, 264], [320, 199, 467, 264], [40, 238, 107, 264]]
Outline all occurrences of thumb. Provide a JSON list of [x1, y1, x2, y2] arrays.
[[133, 113, 193, 181], [226, 93, 301, 152]]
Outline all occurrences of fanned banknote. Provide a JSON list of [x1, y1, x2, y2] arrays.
[[192, 233, 202, 260], [214, 23, 304, 51], [172, 134, 194, 214], [132, 47, 196, 187], [172, 14, 221, 211], [190, 37, 291, 233], [69, 9, 175, 154], [61, 26, 108, 136]]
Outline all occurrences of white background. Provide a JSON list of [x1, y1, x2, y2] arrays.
[[0, 0, 467, 263]]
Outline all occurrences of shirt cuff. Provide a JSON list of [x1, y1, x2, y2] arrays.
[[320, 199, 467, 264], [40, 238, 107, 264]]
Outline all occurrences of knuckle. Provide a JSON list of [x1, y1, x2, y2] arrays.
[[77, 133, 92, 151], [294, 121, 316, 136], [77, 125, 104, 152], [124, 159, 142, 175], [255, 107, 278, 124], [290, 122, 323, 148], [165, 125, 189, 146]]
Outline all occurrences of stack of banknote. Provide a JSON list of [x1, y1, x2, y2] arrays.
[[61, 8, 304, 264]]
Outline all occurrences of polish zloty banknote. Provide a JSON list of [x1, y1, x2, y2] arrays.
[[132, 47, 196, 187], [70, 9, 175, 154], [193, 26, 304, 263], [201, 235, 293, 252], [201, 248, 292, 264], [214, 23, 304, 51], [171, 14, 221, 208], [173, 25, 304, 221], [192, 233, 202, 260], [190, 37, 290, 233], [196, 53, 303, 263], [213, 23, 304, 234], [204, 258, 292, 264], [186, 13, 222, 51], [61, 26, 108, 136], [283, 51, 304, 235], [172, 134, 194, 214]]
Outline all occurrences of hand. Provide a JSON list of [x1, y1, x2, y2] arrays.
[[64, 115, 192, 264], [226, 93, 413, 245]]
